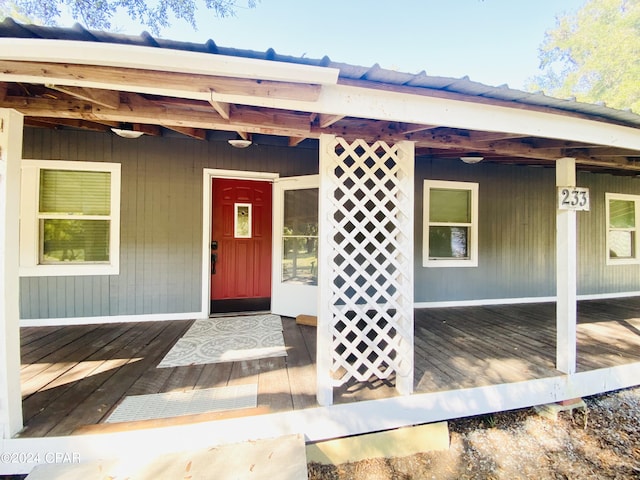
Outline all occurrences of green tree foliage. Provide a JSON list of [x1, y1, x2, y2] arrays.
[[2, 0, 257, 35], [529, 0, 640, 112]]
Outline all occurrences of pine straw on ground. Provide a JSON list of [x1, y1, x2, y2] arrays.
[[308, 386, 640, 480]]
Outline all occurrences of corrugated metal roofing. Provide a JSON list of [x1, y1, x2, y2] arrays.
[[2, 17, 639, 129]]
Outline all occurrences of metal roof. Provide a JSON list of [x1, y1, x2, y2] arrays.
[[2, 17, 639, 129]]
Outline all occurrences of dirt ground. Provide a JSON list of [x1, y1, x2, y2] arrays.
[[308, 386, 640, 480]]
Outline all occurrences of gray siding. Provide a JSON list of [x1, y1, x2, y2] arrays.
[[415, 158, 640, 303], [20, 128, 318, 319], [577, 172, 640, 294], [20, 130, 640, 318]]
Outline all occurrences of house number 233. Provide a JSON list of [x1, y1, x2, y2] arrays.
[[558, 187, 590, 211]]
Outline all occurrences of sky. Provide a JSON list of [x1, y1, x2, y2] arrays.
[[66, 0, 588, 91]]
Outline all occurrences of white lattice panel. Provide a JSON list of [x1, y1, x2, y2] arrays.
[[317, 135, 414, 405]]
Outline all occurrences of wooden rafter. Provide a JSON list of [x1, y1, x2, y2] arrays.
[[394, 123, 439, 135], [24, 117, 115, 132], [288, 137, 306, 147], [208, 90, 231, 120], [166, 126, 207, 140], [317, 114, 344, 128], [0, 92, 314, 138], [45, 84, 120, 109]]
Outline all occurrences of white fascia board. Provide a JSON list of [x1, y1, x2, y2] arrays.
[[315, 85, 640, 150], [212, 84, 640, 150], [0, 39, 339, 85]]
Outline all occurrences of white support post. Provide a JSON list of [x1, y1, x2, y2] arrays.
[[0, 109, 24, 438], [394, 140, 414, 396], [556, 157, 577, 375], [316, 134, 335, 406], [316, 134, 415, 406]]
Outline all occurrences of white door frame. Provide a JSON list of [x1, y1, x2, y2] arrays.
[[271, 174, 320, 318], [200, 169, 279, 317]]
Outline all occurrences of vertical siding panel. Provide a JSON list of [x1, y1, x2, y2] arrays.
[[415, 158, 557, 303], [19, 279, 31, 318]]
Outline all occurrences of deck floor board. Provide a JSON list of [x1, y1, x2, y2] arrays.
[[17, 298, 640, 438]]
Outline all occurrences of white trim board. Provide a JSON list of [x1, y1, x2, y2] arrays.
[[19, 312, 203, 328], [415, 291, 640, 309], [19, 291, 640, 326], [3, 361, 640, 475]]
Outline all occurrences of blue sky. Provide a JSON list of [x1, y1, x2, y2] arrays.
[[77, 1, 587, 90]]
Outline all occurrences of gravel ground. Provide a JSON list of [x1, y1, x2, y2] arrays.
[[308, 386, 640, 480]]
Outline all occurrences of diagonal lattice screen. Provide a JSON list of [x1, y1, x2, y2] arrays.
[[317, 135, 414, 404]]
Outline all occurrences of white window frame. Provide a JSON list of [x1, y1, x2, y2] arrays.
[[605, 192, 640, 266], [234, 202, 252, 238], [423, 179, 478, 268], [19, 160, 121, 277]]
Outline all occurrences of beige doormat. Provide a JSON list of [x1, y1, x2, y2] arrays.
[[157, 314, 287, 368], [105, 384, 258, 423]]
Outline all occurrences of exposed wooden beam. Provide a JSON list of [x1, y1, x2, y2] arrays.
[[208, 91, 230, 120], [45, 84, 120, 109], [394, 123, 439, 135], [166, 126, 207, 140], [288, 136, 306, 147], [0, 93, 314, 138], [0, 60, 323, 102], [237, 131, 251, 141], [24, 116, 115, 132], [317, 122, 640, 170], [565, 147, 640, 157], [135, 123, 162, 136], [230, 105, 311, 137], [466, 131, 529, 143], [318, 114, 344, 128]]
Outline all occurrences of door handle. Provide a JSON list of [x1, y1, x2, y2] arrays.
[[211, 253, 218, 274]]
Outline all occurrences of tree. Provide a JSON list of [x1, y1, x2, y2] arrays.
[[529, 0, 640, 113], [3, 0, 257, 35]]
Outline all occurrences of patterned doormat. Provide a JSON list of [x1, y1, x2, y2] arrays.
[[105, 384, 258, 423], [157, 314, 287, 368]]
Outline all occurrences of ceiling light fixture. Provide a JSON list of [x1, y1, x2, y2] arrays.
[[460, 155, 484, 164], [228, 133, 252, 148], [228, 139, 252, 148], [111, 123, 145, 139]]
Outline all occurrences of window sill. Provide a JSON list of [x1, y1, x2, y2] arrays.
[[606, 258, 640, 266], [423, 259, 478, 268], [19, 264, 119, 277]]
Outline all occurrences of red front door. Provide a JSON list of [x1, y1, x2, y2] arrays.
[[210, 178, 272, 314]]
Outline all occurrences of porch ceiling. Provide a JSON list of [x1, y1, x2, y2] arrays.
[[2, 18, 640, 175]]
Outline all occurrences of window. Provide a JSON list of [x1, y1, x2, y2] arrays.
[[234, 203, 252, 238], [281, 188, 318, 285], [606, 193, 640, 265], [20, 160, 121, 276], [423, 180, 478, 267]]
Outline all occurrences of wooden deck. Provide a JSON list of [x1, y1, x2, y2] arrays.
[[18, 298, 640, 438]]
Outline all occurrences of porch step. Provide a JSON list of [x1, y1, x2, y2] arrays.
[[307, 422, 450, 465], [26, 433, 308, 480], [295, 314, 317, 326]]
